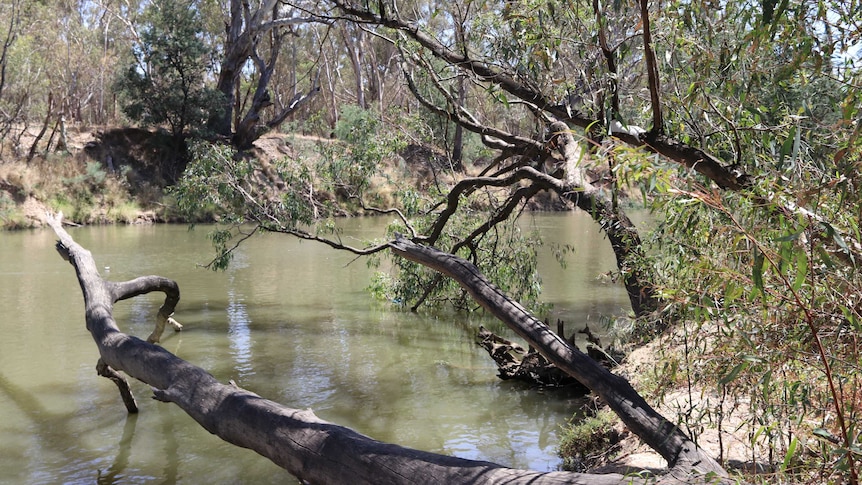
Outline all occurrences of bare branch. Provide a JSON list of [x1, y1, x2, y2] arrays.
[[639, 0, 663, 134], [398, 54, 541, 153], [265, 73, 321, 129], [267, 226, 392, 255]]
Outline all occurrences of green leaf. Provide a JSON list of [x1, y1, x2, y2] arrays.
[[814, 428, 838, 442], [719, 361, 749, 386], [779, 127, 796, 164], [822, 222, 854, 262], [817, 246, 835, 269], [790, 123, 802, 167], [779, 241, 792, 274], [752, 247, 765, 296], [774, 231, 802, 242], [781, 436, 798, 472], [841, 306, 861, 331], [792, 250, 808, 291]]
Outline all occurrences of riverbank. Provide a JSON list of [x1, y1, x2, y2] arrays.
[[0, 125, 589, 230], [0, 126, 177, 229], [588, 331, 771, 478]]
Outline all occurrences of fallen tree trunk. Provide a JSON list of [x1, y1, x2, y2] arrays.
[[389, 235, 732, 484], [477, 325, 585, 390], [47, 212, 735, 484]]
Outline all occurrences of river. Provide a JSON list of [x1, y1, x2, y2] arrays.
[[0, 211, 630, 484]]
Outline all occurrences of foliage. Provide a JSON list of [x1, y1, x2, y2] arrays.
[[0, 151, 148, 228], [642, 185, 862, 481], [114, 0, 222, 140], [380, 210, 545, 312], [172, 140, 322, 269], [317, 105, 405, 201], [558, 408, 623, 472], [0, 192, 25, 228], [619, 71, 862, 479]]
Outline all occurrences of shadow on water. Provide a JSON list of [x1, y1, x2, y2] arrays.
[[0, 372, 109, 482], [97, 415, 137, 485]]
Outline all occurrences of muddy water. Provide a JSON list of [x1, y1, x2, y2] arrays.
[[0, 212, 629, 483]]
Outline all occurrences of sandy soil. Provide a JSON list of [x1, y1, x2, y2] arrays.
[[590, 333, 773, 478]]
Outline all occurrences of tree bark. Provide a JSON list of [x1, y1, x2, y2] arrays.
[[213, 0, 317, 147], [47, 211, 735, 484]]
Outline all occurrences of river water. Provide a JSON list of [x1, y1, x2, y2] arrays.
[[0, 212, 630, 484]]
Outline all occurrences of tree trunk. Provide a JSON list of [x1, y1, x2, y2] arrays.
[[451, 74, 466, 172], [342, 25, 367, 109], [46, 212, 735, 484], [212, 2, 247, 138], [549, 121, 660, 317]]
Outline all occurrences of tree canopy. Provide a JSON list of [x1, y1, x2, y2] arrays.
[[114, 0, 222, 140]]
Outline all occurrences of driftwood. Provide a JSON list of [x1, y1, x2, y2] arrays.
[[47, 211, 736, 484], [476, 325, 586, 390], [476, 321, 622, 390]]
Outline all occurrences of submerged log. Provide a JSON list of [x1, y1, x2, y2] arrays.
[[476, 321, 622, 390], [477, 325, 587, 390]]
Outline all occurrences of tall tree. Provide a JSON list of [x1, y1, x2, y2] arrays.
[[115, 0, 221, 141], [211, 0, 320, 149]]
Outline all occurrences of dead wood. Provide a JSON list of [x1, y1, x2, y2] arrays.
[[476, 325, 587, 390]]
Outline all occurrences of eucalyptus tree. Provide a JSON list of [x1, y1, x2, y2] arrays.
[[0, 0, 118, 154], [211, 0, 325, 149], [115, 0, 221, 142], [0, 0, 26, 147]]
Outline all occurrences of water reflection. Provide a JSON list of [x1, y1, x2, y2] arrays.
[[226, 289, 254, 378], [97, 415, 137, 485]]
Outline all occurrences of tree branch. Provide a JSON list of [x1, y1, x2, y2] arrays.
[[109, 276, 184, 343], [388, 235, 730, 481], [333, 0, 749, 190], [639, 0, 663, 134], [398, 53, 542, 153]]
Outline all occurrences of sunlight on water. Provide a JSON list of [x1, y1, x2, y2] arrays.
[[226, 289, 255, 378], [0, 212, 632, 483]]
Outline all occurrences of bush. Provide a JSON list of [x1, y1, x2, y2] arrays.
[[558, 408, 624, 472]]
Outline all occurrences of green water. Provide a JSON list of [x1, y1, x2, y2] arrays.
[[0, 212, 629, 484]]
